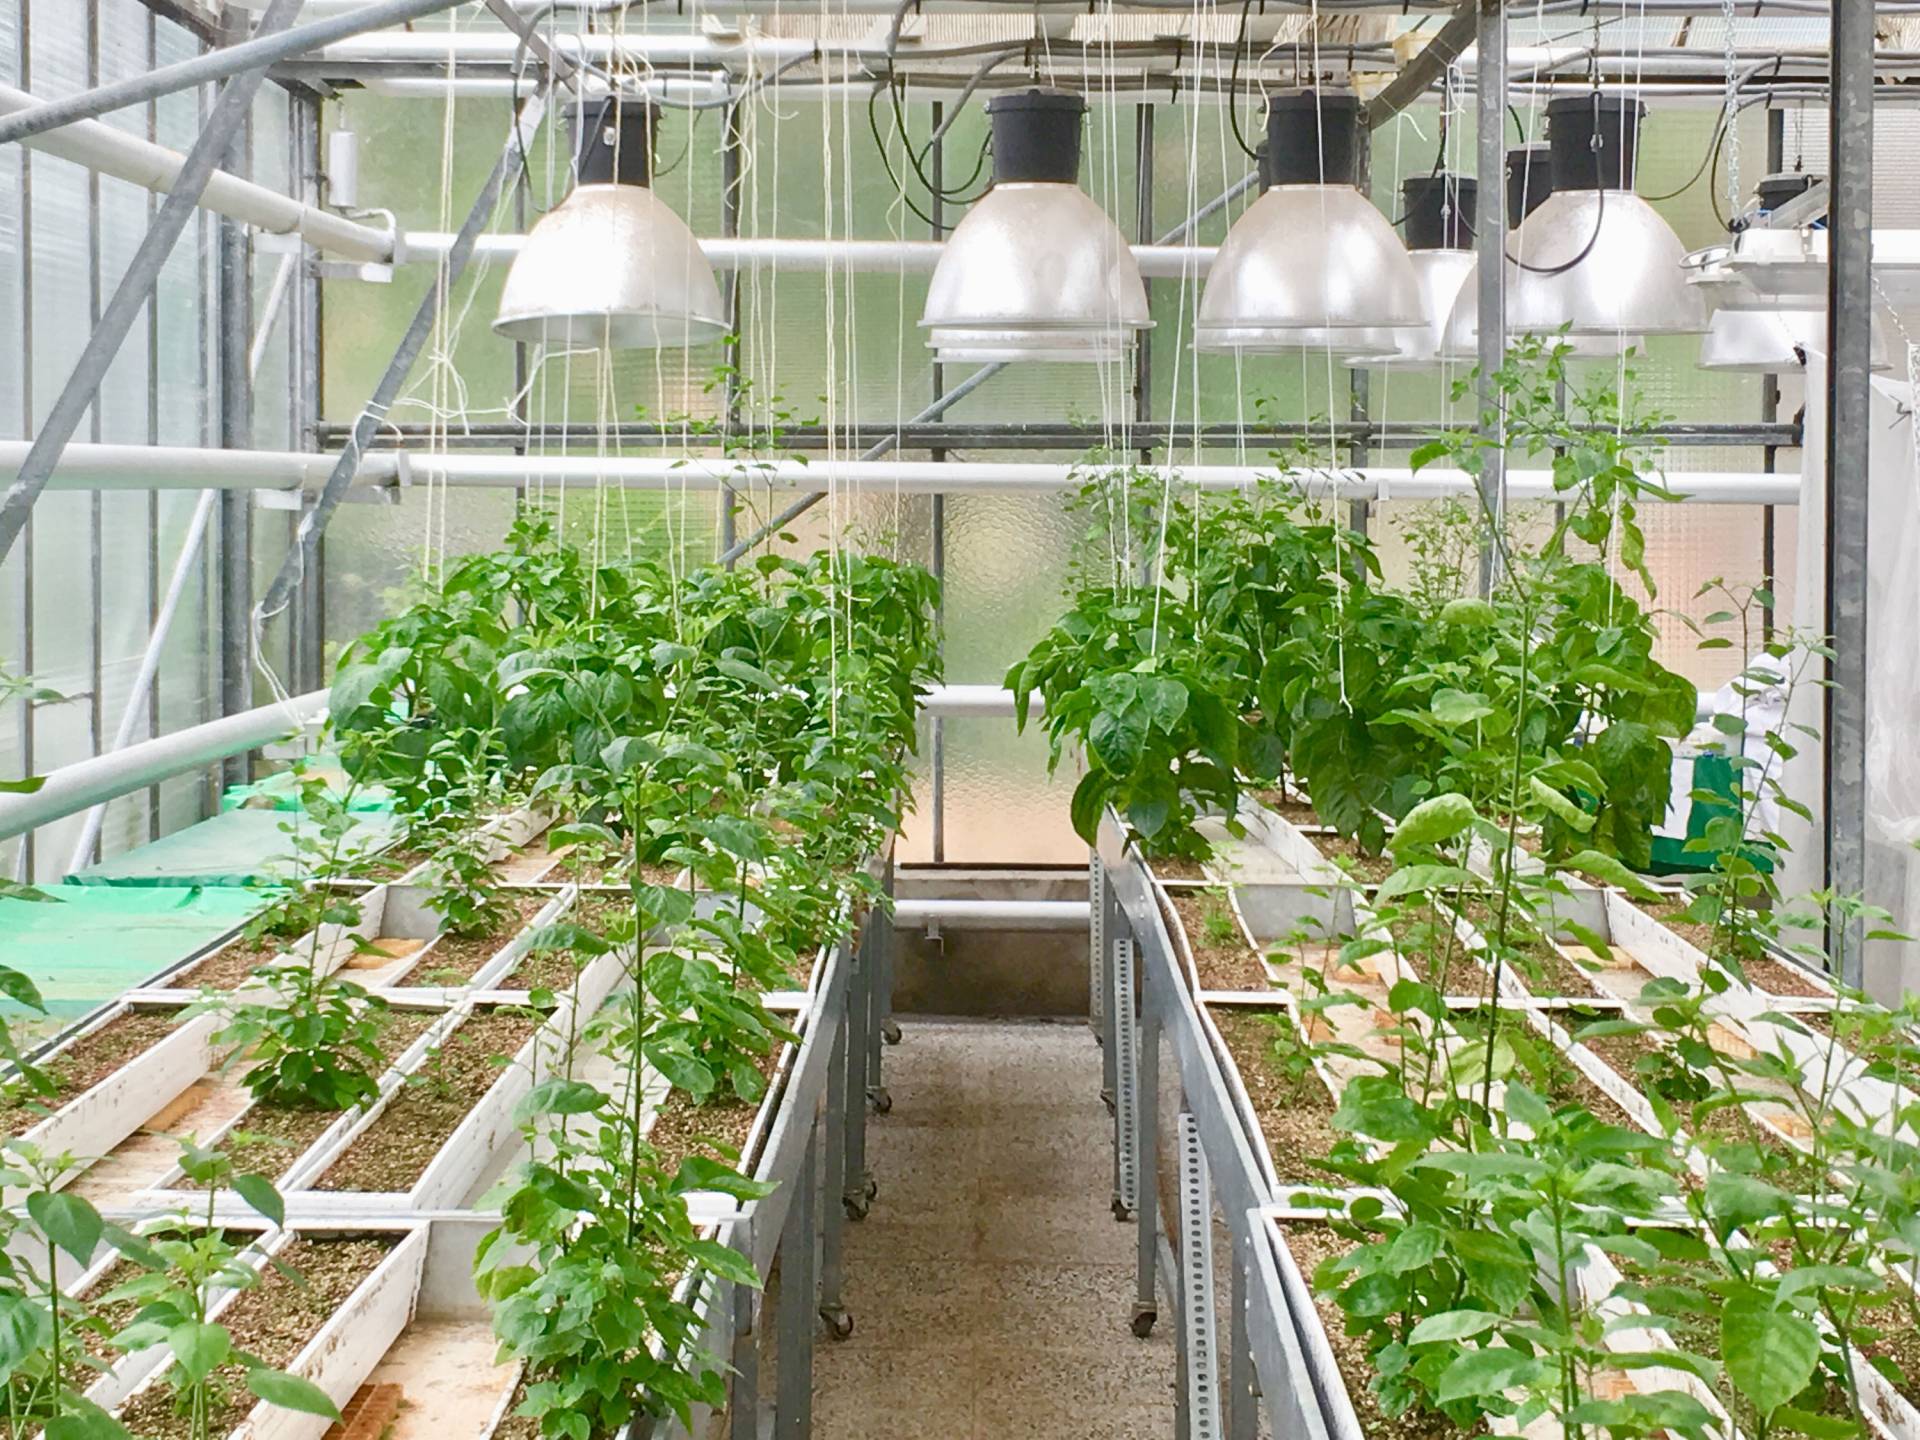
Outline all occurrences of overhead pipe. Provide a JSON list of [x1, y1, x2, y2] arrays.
[[0, 84, 393, 262], [0, 442, 1799, 506], [0, 694, 328, 845], [0, 0, 470, 146]]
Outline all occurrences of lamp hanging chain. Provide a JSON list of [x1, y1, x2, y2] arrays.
[[1721, 0, 1742, 222]]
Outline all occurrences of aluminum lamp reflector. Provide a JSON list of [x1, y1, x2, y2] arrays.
[[494, 99, 727, 350], [920, 90, 1150, 361], [1346, 174, 1476, 369], [1505, 94, 1707, 338], [1698, 307, 1890, 373], [1195, 91, 1422, 351]]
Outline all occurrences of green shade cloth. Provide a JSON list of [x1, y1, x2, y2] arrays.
[[220, 758, 396, 814], [65, 808, 403, 888], [0, 885, 272, 1044]]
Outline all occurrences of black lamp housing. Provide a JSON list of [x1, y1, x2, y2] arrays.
[[1402, 173, 1477, 251], [572, 97, 661, 188], [1547, 93, 1644, 194], [987, 90, 1086, 185], [1263, 90, 1362, 187], [1506, 143, 1553, 224]]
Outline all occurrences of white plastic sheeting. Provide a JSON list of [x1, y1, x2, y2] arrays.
[[1788, 354, 1920, 1001]]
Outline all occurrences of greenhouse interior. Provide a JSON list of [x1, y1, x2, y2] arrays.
[[11, 0, 1920, 1437]]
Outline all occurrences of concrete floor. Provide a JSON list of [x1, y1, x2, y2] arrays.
[[812, 1017, 1177, 1439]]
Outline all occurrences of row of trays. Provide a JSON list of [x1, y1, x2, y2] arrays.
[[1, 803, 876, 1439], [1104, 793, 1916, 1440]]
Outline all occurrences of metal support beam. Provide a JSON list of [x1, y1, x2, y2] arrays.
[[1363, 1, 1477, 129], [1826, 0, 1874, 984], [253, 88, 550, 633], [841, 928, 872, 1218], [0, 0, 466, 145], [218, 194, 254, 792], [1474, 0, 1508, 595], [0, 0, 304, 571]]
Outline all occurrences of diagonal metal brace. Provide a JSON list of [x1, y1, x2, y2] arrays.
[[0, 0, 306, 571], [253, 87, 550, 632]]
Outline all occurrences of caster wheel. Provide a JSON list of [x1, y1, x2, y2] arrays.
[[882, 1019, 902, 1046], [1111, 1197, 1134, 1222], [821, 1307, 855, 1341], [843, 1194, 872, 1222], [1131, 1306, 1158, 1339], [870, 1087, 893, 1115], [864, 1176, 879, 1202], [1101, 1089, 1115, 1116]]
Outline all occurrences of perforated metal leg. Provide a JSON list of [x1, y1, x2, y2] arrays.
[[863, 907, 889, 1116], [1133, 991, 1160, 1337], [1228, 1229, 1256, 1440], [1111, 934, 1140, 1221], [841, 933, 871, 1219], [1090, 852, 1107, 1039], [774, 1124, 818, 1440], [1178, 1113, 1223, 1440], [729, 1227, 759, 1440], [819, 1015, 851, 1339]]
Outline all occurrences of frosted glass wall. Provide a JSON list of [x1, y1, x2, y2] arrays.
[[0, 1, 297, 880]]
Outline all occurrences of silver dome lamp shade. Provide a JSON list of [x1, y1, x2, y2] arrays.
[[921, 90, 1151, 362], [1698, 307, 1891, 373], [1440, 143, 1646, 362], [495, 98, 728, 350], [1503, 93, 1707, 338], [1347, 172, 1477, 368], [1195, 90, 1424, 353]]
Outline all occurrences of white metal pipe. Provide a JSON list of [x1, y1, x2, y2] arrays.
[[410, 232, 1218, 278], [314, 30, 837, 66], [0, 693, 328, 844], [892, 899, 1091, 930], [407, 454, 1801, 505], [3, 441, 1799, 506], [920, 683, 1038, 718], [0, 440, 388, 490], [0, 84, 394, 263]]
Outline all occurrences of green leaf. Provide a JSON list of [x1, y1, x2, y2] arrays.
[[246, 1366, 342, 1418], [517, 1078, 606, 1121], [1431, 689, 1494, 727], [1722, 1292, 1819, 1416], [1438, 598, 1497, 629], [1528, 777, 1594, 833], [27, 1190, 102, 1267], [166, 1320, 231, 1382], [232, 1173, 285, 1228], [0, 776, 45, 795], [685, 1238, 760, 1289], [0, 1295, 50, 1381], [44, 1414, 134, 1440], [1374, 863, 1474, 901], [1561, 849, 1661, 900], [1390, 793, 1476, 853], [1436, 1347, 1540, 1404], [1406, 1309, 1500, 1346], [1705, 1172, 1789, 1227], [717, 656, 781, 692]]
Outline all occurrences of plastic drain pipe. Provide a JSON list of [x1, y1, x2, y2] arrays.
[[892, 900, 1092, 931]]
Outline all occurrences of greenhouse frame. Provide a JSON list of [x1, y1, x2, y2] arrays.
[[3, 2, 1920, 1438]]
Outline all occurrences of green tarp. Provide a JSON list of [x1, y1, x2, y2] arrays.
[[0, 885, 271, 1043], [65, 808, 402, 888], [220, 757, 396, 814]]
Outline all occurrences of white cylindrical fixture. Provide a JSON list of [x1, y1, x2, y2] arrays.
[[326, 128, 362, 211], [0, 84, 393, 263]]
